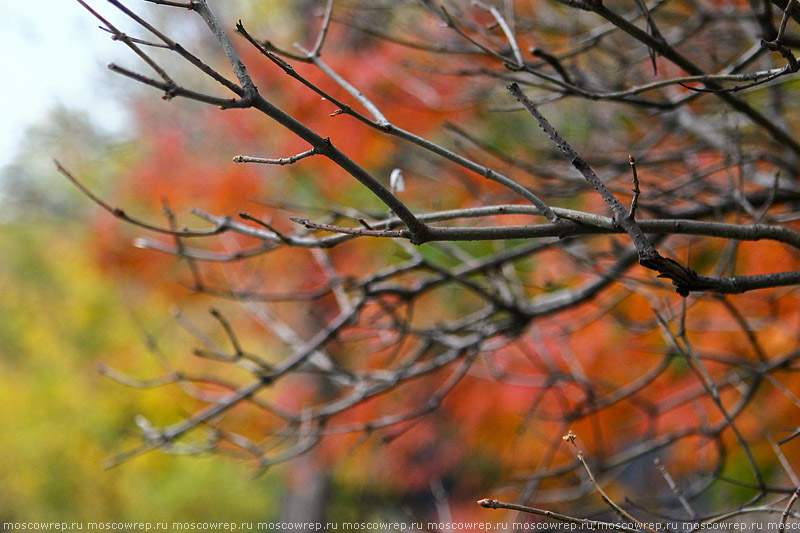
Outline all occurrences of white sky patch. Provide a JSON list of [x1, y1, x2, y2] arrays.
[[0, 1, 131, 168]]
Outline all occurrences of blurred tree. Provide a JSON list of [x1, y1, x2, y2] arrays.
[[60, 0, 800, 527]]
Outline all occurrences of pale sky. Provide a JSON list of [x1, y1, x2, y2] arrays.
[[0, 1, 128, 168]]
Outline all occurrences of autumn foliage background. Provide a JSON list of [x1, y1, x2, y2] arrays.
[[3, 0, 800, 525]]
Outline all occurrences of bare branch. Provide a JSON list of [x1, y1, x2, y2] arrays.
[[232, 148, 317, 165], [309, 0, 335, 57]]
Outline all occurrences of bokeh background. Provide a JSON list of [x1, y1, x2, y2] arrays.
[[4, 0, 800, 525], [0, 1, 284, 521]]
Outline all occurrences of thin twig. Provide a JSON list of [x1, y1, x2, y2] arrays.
[[563, 431, 661, 533], [55, 160, 228, 237], [780, 487, 800, 533], [309, 0, 335, 57], [477, 498, 635, 530], [232, 148, 317, 165], [474, 0, 524, 68], [629, 155, 640, 220], [143, 0, 196, 8], [655, 457, 696, 518]]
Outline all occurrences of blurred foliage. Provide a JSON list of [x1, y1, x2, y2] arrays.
[[0, 113, 281, 521]]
